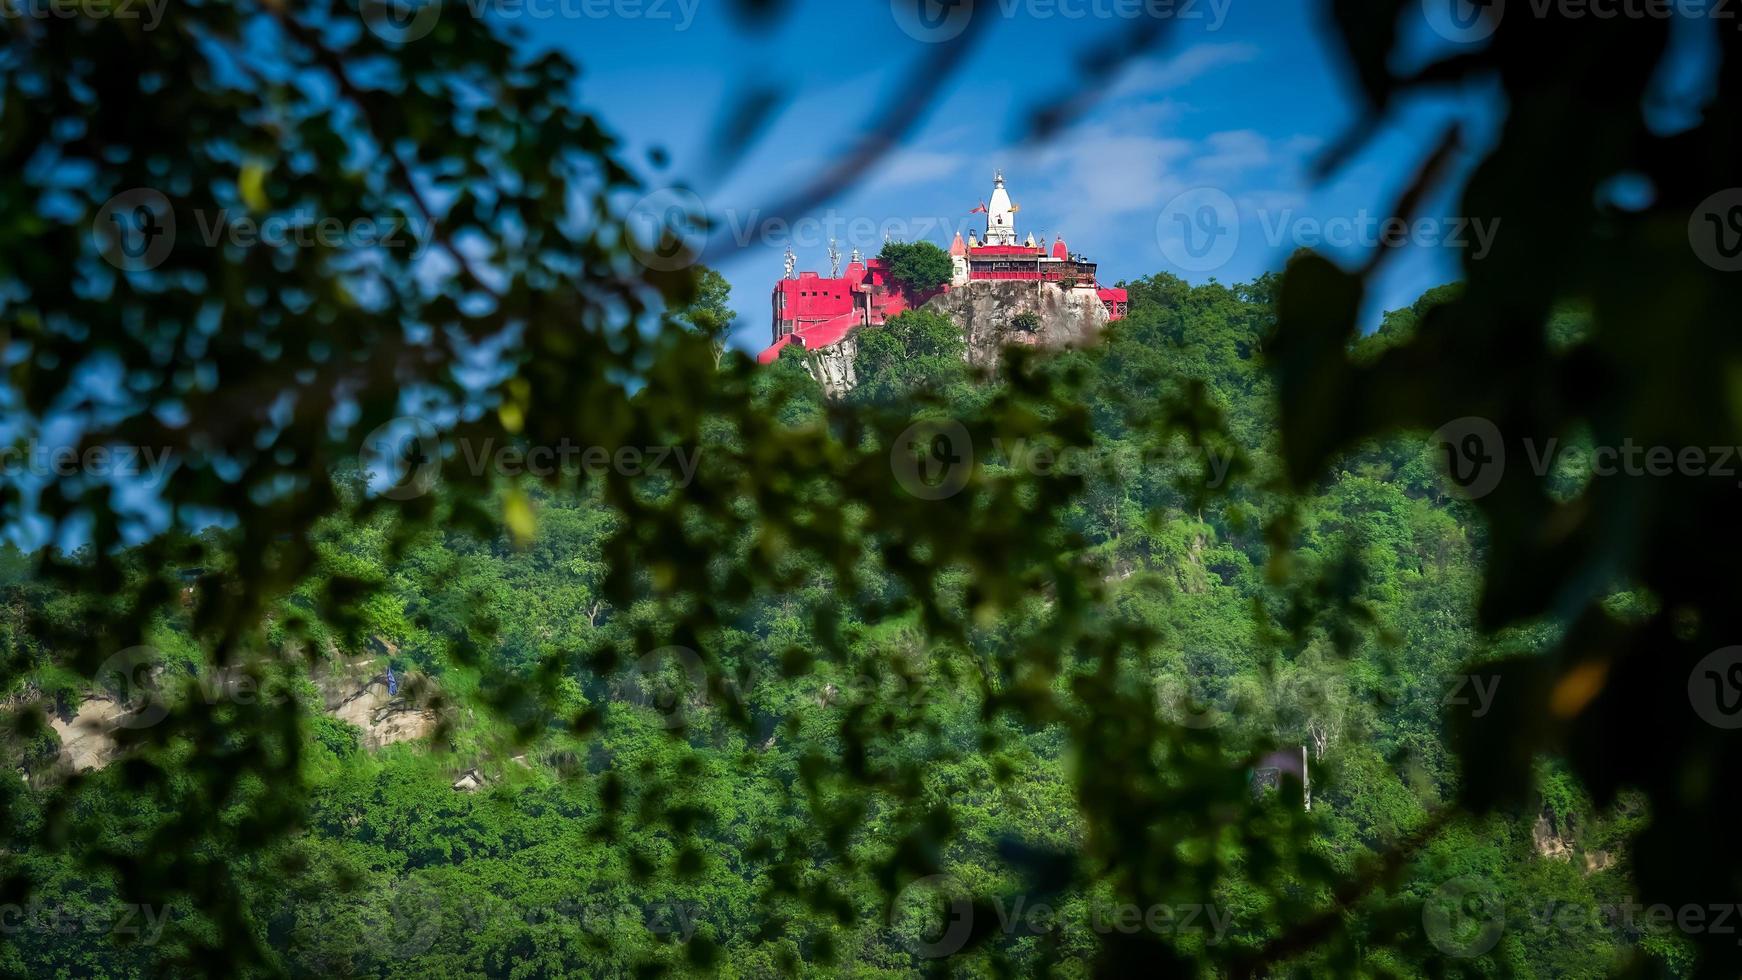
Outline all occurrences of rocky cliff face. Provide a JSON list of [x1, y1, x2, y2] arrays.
[[796, 280, 1105, 395], [920, 280, 1108, 369], [803, 334, 857, 398], [315, 656, 442, 751], [44, 653, 442, 777]]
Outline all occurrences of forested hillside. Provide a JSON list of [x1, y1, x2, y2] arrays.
[[4, 273, 1656, 977]]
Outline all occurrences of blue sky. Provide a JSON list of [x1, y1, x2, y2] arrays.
[[526, 0, 1507, 352]]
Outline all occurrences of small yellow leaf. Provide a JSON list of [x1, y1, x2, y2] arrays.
[[239, 162, 268, 212], [498, 402, 524, 434], [503, 489, 536, 547], [1550, 659, 1609, 719]]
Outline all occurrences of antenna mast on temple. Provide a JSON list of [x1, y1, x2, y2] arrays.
[[782, 246, 796, 280], [828, 239, 841, 278]]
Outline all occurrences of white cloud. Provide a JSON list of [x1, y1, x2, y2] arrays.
[[1104, 42, 1261, 103], [861, 149, 970, 190], [1195, 130, 1273, 175], [1023, 129, 1196, 221]]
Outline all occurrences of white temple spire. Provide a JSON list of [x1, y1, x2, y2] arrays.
[[985, 170, 1017, 246]]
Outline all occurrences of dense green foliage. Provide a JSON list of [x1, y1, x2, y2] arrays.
[[4, 273, 1668, 977], [5, 1, 1740, 977]]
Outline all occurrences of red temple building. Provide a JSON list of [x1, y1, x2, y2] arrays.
[[759, 172, 1127, 365]]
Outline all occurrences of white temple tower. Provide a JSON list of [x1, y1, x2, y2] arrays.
[[950, 230, 969, 285], [985, 170, 1018, 246]]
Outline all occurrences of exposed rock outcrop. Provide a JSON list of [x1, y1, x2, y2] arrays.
[[1533, 811, 1576, 861], [920, 280, 1108, 369], [1532, 808, 1614, 874], [317, 657, 440, 751], [803, 334, 857, 398], [50, 697, 139, 772]]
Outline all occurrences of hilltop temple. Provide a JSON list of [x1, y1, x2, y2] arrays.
[[758, 172, 1128, 365]]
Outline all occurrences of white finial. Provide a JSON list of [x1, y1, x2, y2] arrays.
[[850, 247, 862, 264]]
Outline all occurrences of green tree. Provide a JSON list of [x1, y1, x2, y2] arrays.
[[851, 308, 969, 402], [878, 240, 954, 292], [672, 267, 737, 365]]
